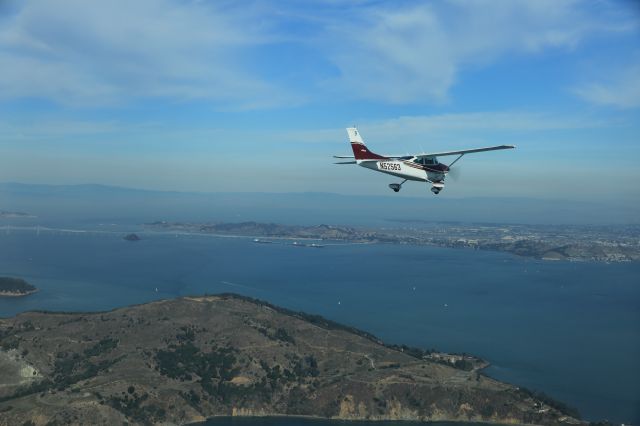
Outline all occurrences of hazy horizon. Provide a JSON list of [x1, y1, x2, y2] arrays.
[[2, 181, 638, 226]]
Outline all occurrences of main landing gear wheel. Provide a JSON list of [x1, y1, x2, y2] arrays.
[[431, 187, 441, 195]]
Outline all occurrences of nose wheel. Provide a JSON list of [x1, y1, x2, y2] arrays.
[[430, 182, 444, 195], [389, 179, 407, 193]]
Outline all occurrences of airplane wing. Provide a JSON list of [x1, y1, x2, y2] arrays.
[[415, 145, 515, 158]]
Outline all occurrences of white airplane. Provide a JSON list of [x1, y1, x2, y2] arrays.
[[334, 127, 515, 194]]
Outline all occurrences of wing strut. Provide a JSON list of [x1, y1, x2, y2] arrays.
[[448, 154, 464, 168]]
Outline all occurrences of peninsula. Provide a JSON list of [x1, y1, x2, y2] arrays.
[[0, 277, 37, 297], [146, 221, 640, 263], [0, 294, 581, 425]]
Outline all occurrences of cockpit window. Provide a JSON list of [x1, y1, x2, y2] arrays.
[[414, 157, 438, 166]]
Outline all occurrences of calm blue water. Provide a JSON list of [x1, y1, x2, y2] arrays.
[[0, 230, 638, 423]]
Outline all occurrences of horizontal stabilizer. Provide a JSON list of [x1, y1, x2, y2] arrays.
[[333, 155, 355, 159], [334, 161, 357, 164]]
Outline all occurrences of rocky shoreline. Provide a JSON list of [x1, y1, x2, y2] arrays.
[[0, 277, 37, 298], [0, 290, 38, 298]]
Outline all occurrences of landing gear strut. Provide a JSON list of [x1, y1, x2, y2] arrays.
[[389, 179, 407, 193]]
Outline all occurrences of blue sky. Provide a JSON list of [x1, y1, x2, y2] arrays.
[[0, 0, 639, 203]]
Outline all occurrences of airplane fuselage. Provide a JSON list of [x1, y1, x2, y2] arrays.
[[358, 159, 447, 184]]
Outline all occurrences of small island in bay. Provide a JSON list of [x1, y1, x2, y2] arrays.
[[0, 277, 37, 297], [0, 210, 35, 219], [123, 233, 141, 241], [0, 294, 582, 425]]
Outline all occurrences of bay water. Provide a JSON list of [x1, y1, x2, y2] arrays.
[[0, 229, 638, 423]]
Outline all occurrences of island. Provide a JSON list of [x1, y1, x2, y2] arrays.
[[123, 233, 141, 241], [146, 220, 640, 263], [0, 277, 37, 297], [0, 210, 35, 219], [0, 294, 582, 425]]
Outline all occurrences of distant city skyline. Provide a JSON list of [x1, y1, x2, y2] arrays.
[[1, 0, 639, 204]]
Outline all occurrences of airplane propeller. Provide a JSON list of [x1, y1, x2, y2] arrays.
[[446, 154, 464, 181], [447, 164, 462, 181]]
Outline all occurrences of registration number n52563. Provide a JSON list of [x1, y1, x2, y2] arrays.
[[378, 162, 401, 171]]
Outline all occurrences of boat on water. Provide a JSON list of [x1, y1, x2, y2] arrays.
[[253, 238, 273, 244], [292, 241, 325, 248]]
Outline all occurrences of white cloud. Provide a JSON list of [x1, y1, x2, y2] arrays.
[[0, 0, 294, 107], [0, 0, 637, 107], [359, 111, 603, 133], [322, 0, 637, 103], [573, 61, 640, 108], [270, 111, 611, 149]]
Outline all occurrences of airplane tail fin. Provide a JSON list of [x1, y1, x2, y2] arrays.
[[347, 128, 385, 160]]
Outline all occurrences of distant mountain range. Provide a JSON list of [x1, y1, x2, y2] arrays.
[[0, 182, 637, 226]]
